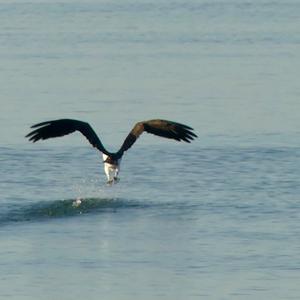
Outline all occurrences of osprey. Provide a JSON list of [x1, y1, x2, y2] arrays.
[[26, 119, 197, 184]]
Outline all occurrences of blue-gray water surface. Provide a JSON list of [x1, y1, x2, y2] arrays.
[[1, 0, 300, 299]]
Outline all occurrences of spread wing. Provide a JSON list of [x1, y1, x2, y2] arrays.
[[26, 119, 109, 155], [117, 119, 197, 155]]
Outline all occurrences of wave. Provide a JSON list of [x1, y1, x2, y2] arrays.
[[0, 197, 146, 225]]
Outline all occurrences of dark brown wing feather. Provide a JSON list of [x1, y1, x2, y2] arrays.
[[26, 119, 109, 154], [117, 119, 197, 155]]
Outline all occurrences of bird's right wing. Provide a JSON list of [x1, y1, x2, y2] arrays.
[[26, 119, 110, 155]]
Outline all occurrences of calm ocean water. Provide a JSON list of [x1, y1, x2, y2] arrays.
[[1, 1, 300, 299]]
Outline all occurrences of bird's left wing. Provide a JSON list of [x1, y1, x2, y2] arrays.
[[26, 119, 110, 154], [117, 119, 197, 156]]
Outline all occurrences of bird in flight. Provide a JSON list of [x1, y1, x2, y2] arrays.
[[26, 119, 197, 184]]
